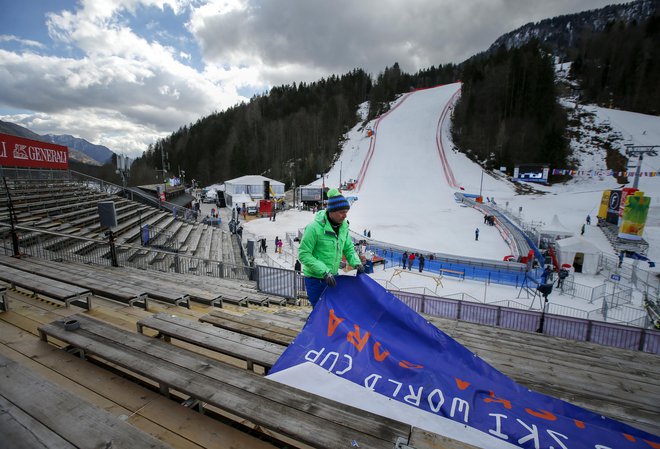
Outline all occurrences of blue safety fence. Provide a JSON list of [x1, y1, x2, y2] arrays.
[[367, 246, 543, 287], [494, 210, 545, 266]]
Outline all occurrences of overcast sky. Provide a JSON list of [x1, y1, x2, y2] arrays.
[[0, 0, 620, 158]]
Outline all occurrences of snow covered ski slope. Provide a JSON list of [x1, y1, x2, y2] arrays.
[[348, 83, 512, 259]]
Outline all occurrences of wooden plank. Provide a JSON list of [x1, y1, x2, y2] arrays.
[[39, 314, 412, 448], [0, 264, 91, 305], [0, 257, 145, 305], [0, 320, 275, 449], [408, 427, 480, 449], [199, 313, 295, 346], [208, 310, 300, 339], [133, 395, 278, 449], [138, 313, 285, 372], [0, 394, 75, 449], [0, 354, 174, 449]]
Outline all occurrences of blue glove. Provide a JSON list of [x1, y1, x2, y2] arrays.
[[355, 264, 365, 275], [323, 273, 336, 287]]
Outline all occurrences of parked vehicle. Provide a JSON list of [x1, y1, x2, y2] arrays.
[[202, 190, 217, 203]]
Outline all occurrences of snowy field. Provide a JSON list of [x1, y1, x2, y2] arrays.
[[227, 83, 660, 317]]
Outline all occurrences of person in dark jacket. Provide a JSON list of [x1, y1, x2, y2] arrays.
[[418, 254, 425, 272], [402, 251, 408, 268], [298, 189, 364, 307]]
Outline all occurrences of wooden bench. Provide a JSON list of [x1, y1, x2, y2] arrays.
[[137, 312, 286, 373], [38, 314, 419, 448], [200, 309, 298, 346], [0, 354, 174, 449], [0, 263, 92, 310], [0, 283, 7, 312], [440, 268, 466, 280], [0, 256, 147, 310]]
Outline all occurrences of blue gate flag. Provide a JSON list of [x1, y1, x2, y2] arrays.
[[269, 275, 659, 449]]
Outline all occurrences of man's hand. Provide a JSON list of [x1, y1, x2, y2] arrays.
[[355, 264, 365, 275], [323, 273, 336, 287]]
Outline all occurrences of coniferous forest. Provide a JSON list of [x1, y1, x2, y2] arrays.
[[127, 7, 659, 188], [570, 15, 660, 115], [451, 41, 569, 171]]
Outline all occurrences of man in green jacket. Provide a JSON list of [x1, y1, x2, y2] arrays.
[[299, 188, 364, 307]]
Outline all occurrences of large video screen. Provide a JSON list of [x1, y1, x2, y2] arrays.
[[513, 164, 549, 183]]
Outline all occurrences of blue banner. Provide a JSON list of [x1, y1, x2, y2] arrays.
[[270, 275, 659, 449]]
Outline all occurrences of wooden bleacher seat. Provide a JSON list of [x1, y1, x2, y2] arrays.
[[0, 282, 7, 312], [0, 256, 147, 309], [137, 312, 286, 373], [38, 314, 430, 449], [199, 309, 298, 346], [0, 264, 92, 310], [0, 354, 174, 449]]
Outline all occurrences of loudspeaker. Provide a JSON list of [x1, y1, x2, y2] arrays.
[[98, 201, 117, 228], [263, 180, 270, 199]]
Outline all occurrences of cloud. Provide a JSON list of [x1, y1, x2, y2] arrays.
[[190, 0, 618, 82], [0, 0, 618, 159], [0, 34, 45, 49], [0, 0, 247, 157]]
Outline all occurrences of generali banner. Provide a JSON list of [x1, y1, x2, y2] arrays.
[[0, 132, 69, 170]]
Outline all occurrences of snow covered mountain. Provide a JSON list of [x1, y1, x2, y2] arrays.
[[302, 83, 660, 265], [0, 119, 114, 166]]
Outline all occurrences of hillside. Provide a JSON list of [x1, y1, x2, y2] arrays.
[[0, 120, 111, 166]]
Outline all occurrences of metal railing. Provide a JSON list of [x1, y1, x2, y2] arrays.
[[1, 223, 251, 281], [2, 221, 659, 353], [388, 289, 660, 354]]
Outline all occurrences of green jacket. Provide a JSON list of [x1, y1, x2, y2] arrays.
[[299, 210, 361, 279]]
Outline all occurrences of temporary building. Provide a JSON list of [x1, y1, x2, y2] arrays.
[[224, 175, 285, 207], [537, 214, 574, 247], [555, 236, 601, 274]]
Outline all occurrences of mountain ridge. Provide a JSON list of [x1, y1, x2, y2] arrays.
[[0, 119, 113, 166], [487, 0, 658, 55]]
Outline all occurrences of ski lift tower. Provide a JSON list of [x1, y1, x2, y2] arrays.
[[625, 144, 658, 189]]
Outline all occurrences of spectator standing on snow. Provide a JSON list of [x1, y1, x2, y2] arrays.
[[541, 265, 553, 284], [557, 268, 569, 289], [298, 188, 364, 308], [586, 214, 591, 225], [402, 251, 408, 268], [274, 236, 279, 253], [475, 228, 480, 241], [581, 224, 585, 235], [418, 254, 425, 272], [407, 252, 415, 270]]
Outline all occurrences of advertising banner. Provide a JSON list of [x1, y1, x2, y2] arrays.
[[597, 190, 611, 220], [512, 164, 549, 183], [619, 187, 639, 218], [606, 189, 622, 225], [619, 191, 652, 240], [0, 132, 69, 170], [269, 276, 659, 449]]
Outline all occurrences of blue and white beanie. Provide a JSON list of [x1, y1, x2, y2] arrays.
[[326, 188, 350, 212]]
